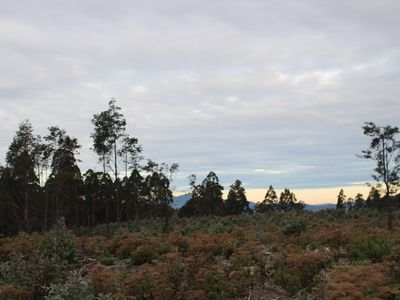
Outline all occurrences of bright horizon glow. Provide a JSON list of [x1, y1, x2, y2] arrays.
[[175, 184, 372, 205], [242, 185, 372, 205]]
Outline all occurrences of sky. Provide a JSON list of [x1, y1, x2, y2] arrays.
[[0, 1, 399, 203]]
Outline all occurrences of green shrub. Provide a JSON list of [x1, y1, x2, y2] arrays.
[[202, 269, 232, 300], [349, 239, 392, 263], [45, 273, 94, 300], [282, 219, 307, 236], [168, 262, 183, 288], [131, 244, 159, 265], [99, 256, 115, 266], [38, 219, 76, 263]]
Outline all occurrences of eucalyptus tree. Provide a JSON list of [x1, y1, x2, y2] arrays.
[[127, 169, 145, 223], [366, 187, 381, 208], [91, 98, 127, 223], [224, 180, 250, 215], [336, 189, 346, 210], [44, 126, 82, 229], [359, 122, 400, 229], [0, 166, 21, 234], [279, 188, 304, 211], [91, 98, 126, 178], [255, 185, 278, 213], [6, 120, 41, 232], [143, 160, 178, 231], [181, 171, 224, 216], [119, 135, 143, 177], [83, 169, 102, 232]]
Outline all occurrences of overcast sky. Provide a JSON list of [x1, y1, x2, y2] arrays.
[[1, 1, 399, 200]]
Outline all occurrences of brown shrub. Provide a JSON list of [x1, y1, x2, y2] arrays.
[[124, 264, 176, 300], [187, 233, 237, 259], [0, 233, 42, 258], [272, 248, 332, 295], [76, 235, 111, 258], [113, 234, 142, 258], [229, 247, 253, 269], [183, 289, 208, 300], [324, 265, 391, 300], [0, 284, 33, 300], [88, 264, 119, 295]]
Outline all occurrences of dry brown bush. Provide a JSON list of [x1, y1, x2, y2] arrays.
[[324, 264, 391, 300], [88, 264, 119, 295], [113, 234, 142, 258], [0, 284, 33, 300], [75, 235, 111, 258]]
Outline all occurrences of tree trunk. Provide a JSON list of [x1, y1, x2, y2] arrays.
[[106, 201, 110, 237], [24, 173, 30, 233], [92, 194, 96, 235], [387, 194, 394, 230], [134, 193, 140, 226], [44, 188, 48, 232], [163, 200, 169, 233]]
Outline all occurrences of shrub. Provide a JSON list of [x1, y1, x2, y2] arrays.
[[183, 289, 208, 300], [0, 250, 69, 297], [203, 270, 231, 299], [0, 284, 33, 300], [124, 267, 155, 299], [282, 219, 307, 236], [76, 236, 111, 258], [99, 256, 115, 266], [324, 265, 391, 299], [229, 247, 252, 269], [197, 267, 232, 300], [131, 244, 159, 265], [0, 233, 42, 260], [88, 265, 118, 296], [45, 273, 95, 300], [113, 234, 142, 259], [38, 219, 76, 264], [349, 238, 392, 264], [271, 250, 332, 295]]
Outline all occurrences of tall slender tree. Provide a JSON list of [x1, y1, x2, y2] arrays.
[[224, 180, 250, 215], [255, 185, 278, 213], [336, 189, 346, 210], [359, 122, 400, 229], [91, 98, 127, 224], [44, 127, 82, 229], [6, 120, 41, 232]]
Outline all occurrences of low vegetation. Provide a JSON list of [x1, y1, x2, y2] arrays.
[[1, 209, 400, 299]]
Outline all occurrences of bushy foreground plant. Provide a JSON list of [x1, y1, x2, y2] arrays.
[[0, 219, 77, 298], [349, 238, 392, 264], [324, 265, 391, 299]]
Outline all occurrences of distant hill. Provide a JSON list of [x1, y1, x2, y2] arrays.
[[304, 203, 336, 211], [172, 194, 335, 212], [172, 194, 192, 209]]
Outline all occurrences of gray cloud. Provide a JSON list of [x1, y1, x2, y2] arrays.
[[0, 0, 399, 193]]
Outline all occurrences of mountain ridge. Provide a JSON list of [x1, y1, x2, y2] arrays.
[[172, 194, 335, 211]]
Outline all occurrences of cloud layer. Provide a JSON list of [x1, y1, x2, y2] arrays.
[[1, 0, 399, 194]]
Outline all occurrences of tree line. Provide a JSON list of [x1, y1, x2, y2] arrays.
[[1, 99, 399, 236], [0, 99, 180, 235], [0, 99, 303, 236]]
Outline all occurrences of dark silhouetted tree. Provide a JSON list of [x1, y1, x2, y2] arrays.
[[278, 188, 304, 211], [224, 180, 250, 215], [366, 187, 381, 209], [359, 122, 400, 229], [91, 98, 127, 224], [255, 185, 278, 213], [6, 120, 41, 232], [336, 189, 346, 210]]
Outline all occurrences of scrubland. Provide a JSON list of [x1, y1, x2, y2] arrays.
[[1, 209, 399, 300]]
